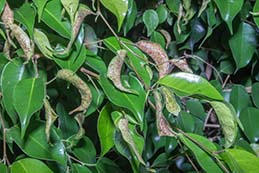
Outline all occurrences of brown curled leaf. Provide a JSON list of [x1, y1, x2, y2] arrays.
[[159, 29, 171, 49], [56, 69, 92, 115], [107, 49, 138, 94], [117, 117, 146, 165], [161, 87, 181, 116], [136, 40, 170, 78], [10, 24, 34, 60], [171, 58, 193, 73], [1, 3, 14, 28], [73, 113, 85, 140], [153, 90, 176, 137], [44, 99, 58, 142]]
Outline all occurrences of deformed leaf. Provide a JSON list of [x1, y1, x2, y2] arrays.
[[136, 40, 170, 78], [161, 86, 181, 116], [1, 2, 13, 28], [171, 58, 193, 73], [100, 0, 128, 31], [34, 28, 53, 59], [56, 69, 92, 114], [44, 99, 58, 142], [107, 49, 137, 94], [210, 101, 238, 148]]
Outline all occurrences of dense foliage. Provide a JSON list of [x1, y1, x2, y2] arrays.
[[1, 0, 259, 172]]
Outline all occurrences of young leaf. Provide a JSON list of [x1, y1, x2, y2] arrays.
[[161, 87, 181, 116], [34, 28, 53, 59], [143, 9, 159, 36], [14, 77, 46, 138], [158, 72, 223, 100], [97, 104, 115, 157], [229, 22, 257, 70], [213, 0, 244, 34], [210, 101, 238, 148], [10, 158, 53, 173], [100, 0, 128, 31]]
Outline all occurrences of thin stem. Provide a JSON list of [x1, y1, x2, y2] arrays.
[[0, 111, 10, 166], [80, 67, 100, 79]]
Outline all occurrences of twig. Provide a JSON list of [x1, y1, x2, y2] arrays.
[[0, 111, 10, 166], [80, 67, 100, 79]]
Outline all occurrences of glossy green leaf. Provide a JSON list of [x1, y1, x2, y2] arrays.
[[150, 31, 166, 48], [156, 4, 168, 24], [34, 28, 53, 59], [240, 107, 259, 143], [98, 104, 115, 156], [158, 72, 224, 100], [104, 36, 151, 86], [72, 164, 92, 173], [186, 99, 206, 120], [187, 133, 218, 151], [14, 2, 36, 38], [33, 0, 48, 22], [179, 134, 223, 173], [230, 85, 251, 115], [176, 111, 195, 133], [10, 158, 53, 173], [210, 101, 237, 148], [41, 0, 70, 38], [123, 0, 137, 35], [143, 9, 159, 36], [253, 0, 259, 28], [96, 157, 123, 173], [165, 0, 180, 14], [72, 137, 96, 164], [222, 149, 259, 173], [213, 0, 244, 34], [86, 83, 104, 116], [14, 77, 45, 137], [7, 122, 67, 165], [99, 74, 146, 124], [252, 82, 259, 108], [0, 0, 5, 14], [100, 0, 128, 31], [1, 59, 30, 123], [229, 22, 257, 70]]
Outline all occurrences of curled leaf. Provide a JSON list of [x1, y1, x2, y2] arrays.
[[117, 117, 145, 165], [44, 99, 58, 142], [1, 3, 14, 28], [210, 101, 238, 148], [56, 69, 92, 115], [107, 49, 137, 94], [161, 87, 181, 116], [136, 40, 170, 78], [171, 58, 193, 73], [34, 28, 53, 59], [153, 90, 176, 137], [159, 29, 171, 49], [10, 24, 34, 60]]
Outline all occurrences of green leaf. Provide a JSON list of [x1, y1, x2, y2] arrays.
[[72, 137, 96, 164], [7, 122, 67, 165], [123, 0, 137, 35], [10, 158, 53, 173], [210, 101, 238, 148], [61, 0, 79, 23], [213, 0, 244, 34], [143, 9, 159, 36], [187, 133, 218, 151], [240, 107, 259, 143], [165, 0, 180, 14], [0, 59, 30, 123], [230, 85, 251, 115], [176, 111, 195, 133], [222, 149, 259, 173], [100, 0, 128, 31], [253, 0, 259, 28], [98, 104, 115, 156], [14, 77, 45, 138], [33, 0, 48, 22], [0, 163, 7, 173], [252, 82, 259, 108], [179, 134, 223, 173], [96, 157, 123, 173], [158, 72, 223, 100], [98, 73, 146, 124], [41, 0, 70, 38], [14, 2, 36, 38], [72, 164, 92, 173], [229, 22, 257, 70], [86, 83, 104, 116], [34, 28, 53, 59], [0, 0, 5, 14], [104, 36, 151, 86], [156, 4, 168, 24]]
